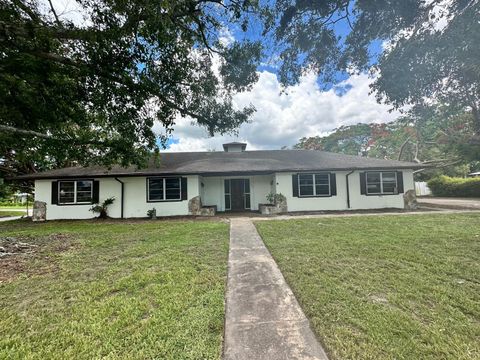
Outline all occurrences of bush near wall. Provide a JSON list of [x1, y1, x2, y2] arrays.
[[427, 176, 480, 197]]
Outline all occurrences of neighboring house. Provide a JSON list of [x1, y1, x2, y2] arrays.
[[16, 142, 422, 220]]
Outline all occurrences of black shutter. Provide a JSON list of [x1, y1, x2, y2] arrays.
[[330, 173, 337, 196], [292, 174, 299, 197], [181, 177, 188, 200], [51, 181, 58, 204], [360, 172, 367, 195], [396, 171, 404, 193], [93, 180, 100, 203]]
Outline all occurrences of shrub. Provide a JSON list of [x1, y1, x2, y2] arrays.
[[266, 192, 286, 205], [427, 176, 480, 197], [90, 197, 115, 218]]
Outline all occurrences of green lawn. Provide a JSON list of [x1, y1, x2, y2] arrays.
[[256, 214, 480, 360], [0, 219, 229, 359], [0, 210, 26, 217]]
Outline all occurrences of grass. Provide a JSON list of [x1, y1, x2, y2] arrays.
[[0, 210, 26, 217], [0, 219, 229, 359], [255, 213, 480, 360]]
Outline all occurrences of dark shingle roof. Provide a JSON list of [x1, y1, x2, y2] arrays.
[[15, 150, 424, 180]]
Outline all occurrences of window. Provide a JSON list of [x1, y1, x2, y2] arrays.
[[147, 177, 181, 201], [58, 180, 93, 204], [366, 171, 397, 195], [298, 173, 331, 197]]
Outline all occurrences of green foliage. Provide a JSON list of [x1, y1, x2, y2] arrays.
[[1, 0, 262, 178], [295, 105, 479, 180], [269, 1, 480, 138], [89, 197, 115, 218], [427, 176, 480, 198], [146, 208, 157, 219], [266, 192, 286, 205]]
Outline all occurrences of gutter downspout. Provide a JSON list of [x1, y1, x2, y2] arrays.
[[346, 170, 355, 209], [114, 178, 124, 219]]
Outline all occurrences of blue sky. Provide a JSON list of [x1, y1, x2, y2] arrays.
[[161, 10, 394, 152]]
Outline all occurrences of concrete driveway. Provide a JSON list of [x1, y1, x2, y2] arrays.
[[418, 197, 480, 210]]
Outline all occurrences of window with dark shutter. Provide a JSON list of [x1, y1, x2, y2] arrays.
[[396, 171, 404, 193], [330, 173, 337, 196], [364, 171, 400, 195], [297, 173, 332, 197], [147, 177, 182, 201], [57, 180, 93, 204], [292, 174, 299, 197], [51, 181, 58, 204]]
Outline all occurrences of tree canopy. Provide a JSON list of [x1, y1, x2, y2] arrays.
[[270, 0, 480, 134], [1, 0, 261, 177], [295, 105, 478, 179], [1, 0, 479, 185]]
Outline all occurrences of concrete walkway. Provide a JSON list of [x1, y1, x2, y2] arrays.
[[0, 216, 22, 222], [224, 218, 328, 360]]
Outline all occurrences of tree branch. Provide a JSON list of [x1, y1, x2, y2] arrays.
[[47, 0, 61, 25], [11, 0, 41, 22], [0, 124, 109, 146], [0, 124, 54, 140], [397, 136, 411, 160]]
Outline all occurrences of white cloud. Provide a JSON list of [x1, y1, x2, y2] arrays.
[[218, 27, 235, 47], [157, 71, 400, 152]]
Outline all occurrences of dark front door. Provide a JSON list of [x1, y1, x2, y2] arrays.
[[230, 179, 245, 211]]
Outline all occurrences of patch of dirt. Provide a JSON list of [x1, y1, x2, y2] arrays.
[[0, 234, 76, 283]]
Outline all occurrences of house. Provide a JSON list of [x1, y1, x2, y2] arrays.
[[16, 142, 422, 220]]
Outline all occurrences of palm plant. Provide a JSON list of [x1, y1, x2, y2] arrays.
[[89, 197, 115, 219]]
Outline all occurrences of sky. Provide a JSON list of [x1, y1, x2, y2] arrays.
[[158, 16, 395, 152], [42, 0, 399, 152]]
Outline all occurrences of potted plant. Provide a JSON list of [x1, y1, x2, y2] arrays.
[[147, 208, 157, 219], [260, 192, 287, 215]]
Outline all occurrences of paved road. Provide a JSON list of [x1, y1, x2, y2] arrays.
[[417, 197, 480, 210], [224, 218, 328, 360]]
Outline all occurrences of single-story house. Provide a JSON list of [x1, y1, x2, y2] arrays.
[[16, 142, 422, 220]]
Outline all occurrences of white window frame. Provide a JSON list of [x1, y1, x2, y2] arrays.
[[224, 179, 231, 210], [147, 177, 182, 202], [244, 179, 251, 210], [298, 173, 331, 197], [58, 180, 93, 204], [366, 171, 398, 195]]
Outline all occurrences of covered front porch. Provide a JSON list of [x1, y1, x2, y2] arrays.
[[199, 174, 274, 213]]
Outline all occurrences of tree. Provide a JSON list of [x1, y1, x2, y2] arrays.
[[0, 0, 262, 178], [269, 0, 480, 136], [295, 106, 478, 179]]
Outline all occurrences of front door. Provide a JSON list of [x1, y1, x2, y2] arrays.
[[231, 179, 245, 211], [225, 179, 251, 211]]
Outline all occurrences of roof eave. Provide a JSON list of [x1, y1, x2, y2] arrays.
[[11, 164, 426, 181]]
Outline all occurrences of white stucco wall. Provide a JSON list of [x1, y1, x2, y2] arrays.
[[35, 175, 200, 220], [201, 175, 273, 211], [35, 178, 122, 220], [35, 170, 415, 219], [275, 170, 415, 212]]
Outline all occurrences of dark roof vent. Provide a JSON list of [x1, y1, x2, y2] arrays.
[[223, 142, 247, 152]]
